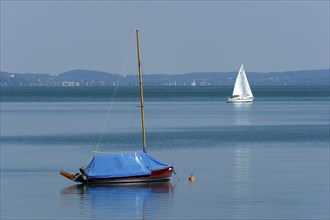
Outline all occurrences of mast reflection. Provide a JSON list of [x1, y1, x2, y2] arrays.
[[233, 148, 251, 219]]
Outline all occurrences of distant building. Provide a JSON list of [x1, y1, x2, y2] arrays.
[[62, 81, 80, 86]]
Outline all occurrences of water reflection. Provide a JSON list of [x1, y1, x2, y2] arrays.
[[61, 182, 173, 219], [233, 148, 251, 219], [232, 103, 253, 126]]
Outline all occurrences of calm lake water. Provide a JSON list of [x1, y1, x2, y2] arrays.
[[1, 86, 329, 219]]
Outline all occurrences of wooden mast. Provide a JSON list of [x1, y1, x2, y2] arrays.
[[135, 28, 147, 152]]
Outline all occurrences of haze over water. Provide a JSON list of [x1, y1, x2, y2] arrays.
[[1, 86, 329, 219]]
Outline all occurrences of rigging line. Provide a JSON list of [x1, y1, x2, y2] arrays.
[[94, 30, 135, 154]]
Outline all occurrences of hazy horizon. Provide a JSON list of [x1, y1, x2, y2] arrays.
[[1, 67, 330, 77], [1, 1, 329, 75]]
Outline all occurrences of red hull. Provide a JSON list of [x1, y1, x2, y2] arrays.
[[87, 166, 173, 184]]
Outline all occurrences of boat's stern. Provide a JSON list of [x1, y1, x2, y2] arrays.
[[60, 168, 88, 184]]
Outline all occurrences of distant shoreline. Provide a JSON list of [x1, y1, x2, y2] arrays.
[[1, 69, 329, 87]]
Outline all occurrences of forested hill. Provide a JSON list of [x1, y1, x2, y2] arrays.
[[1, 69, 329, 86]]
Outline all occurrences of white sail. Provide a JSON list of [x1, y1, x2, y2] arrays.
[[228, 64, 254, 103], [232, 64, 245, 96], [241, 66, 253, 97]]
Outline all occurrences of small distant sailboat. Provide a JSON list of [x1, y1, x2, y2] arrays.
[[227, 64, 254, 103], [60, 29, 174, 184]]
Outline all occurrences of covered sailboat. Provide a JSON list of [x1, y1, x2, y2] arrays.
[[60, 29, 174, 184], [62, 153, 173, 184], [227, 64, 254, 103]]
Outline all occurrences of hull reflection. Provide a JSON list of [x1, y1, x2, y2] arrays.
[[61, 182, 173, 219]]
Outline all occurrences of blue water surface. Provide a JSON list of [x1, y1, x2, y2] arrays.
[[1, 86, 329, 219]]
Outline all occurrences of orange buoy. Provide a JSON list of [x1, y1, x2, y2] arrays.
[[189, 174, 195, 182]]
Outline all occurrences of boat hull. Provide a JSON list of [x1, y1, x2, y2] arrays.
[[227, 97, 254, 103], [61, 167, 173, 184], [87, 167, 173, 184], [76, 166, 173, 185]]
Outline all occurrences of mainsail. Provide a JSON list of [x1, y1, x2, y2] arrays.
[[232, 64, 253, 98]]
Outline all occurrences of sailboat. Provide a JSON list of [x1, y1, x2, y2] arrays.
[[60, 29, 174, 184], [227, 64, 254, 103]]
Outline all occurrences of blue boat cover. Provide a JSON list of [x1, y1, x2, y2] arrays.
[[86, 153, 171, 179]]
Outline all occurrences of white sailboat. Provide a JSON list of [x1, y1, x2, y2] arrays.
[[227, 64, 254, 103]]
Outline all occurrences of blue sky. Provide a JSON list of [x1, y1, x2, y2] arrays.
[[1, 1, 329, 75]]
